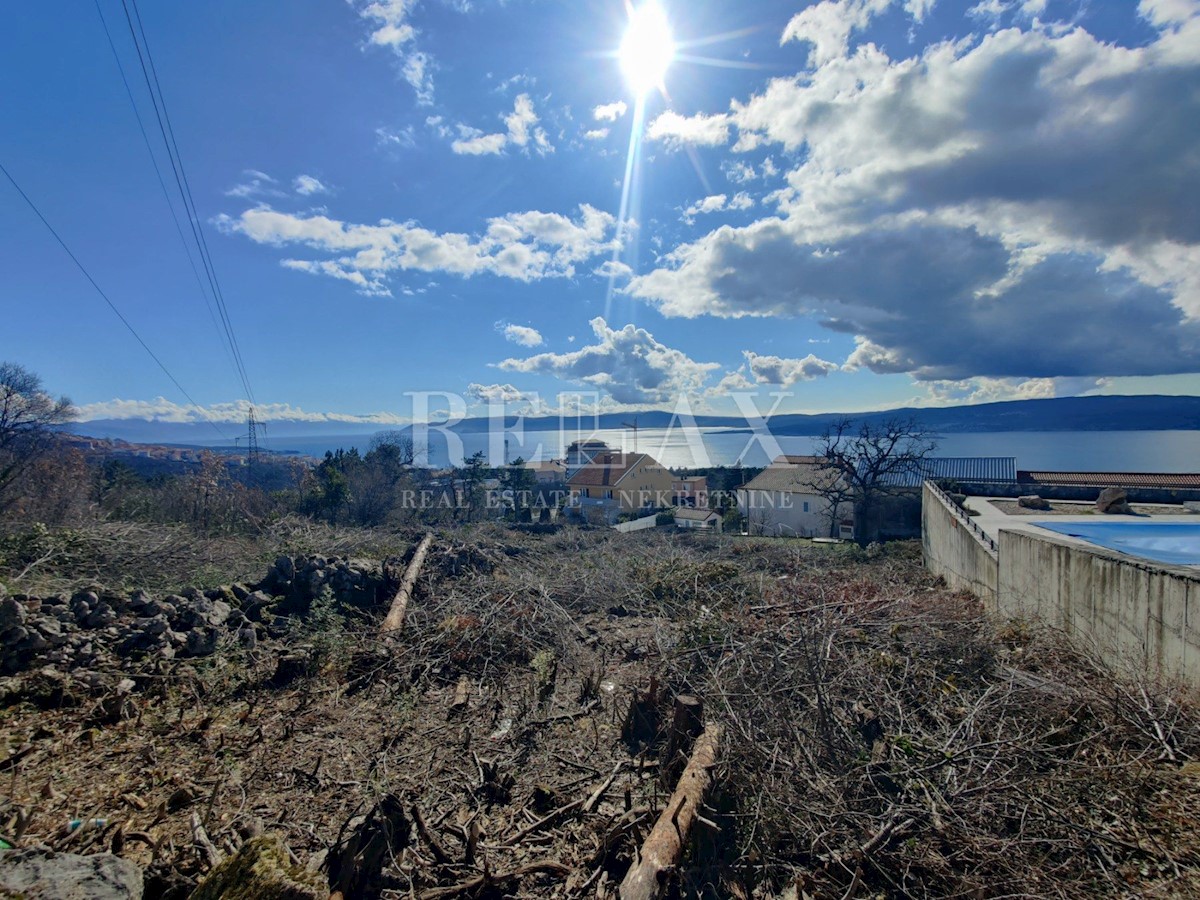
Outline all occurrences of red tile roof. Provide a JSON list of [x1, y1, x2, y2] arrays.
[[566, 452, 659, 488], [1019, 471, 1200, 489]]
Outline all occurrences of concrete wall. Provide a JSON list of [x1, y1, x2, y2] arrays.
[[921, 482, 999, 602], [613, 513, 659, 533], [997, 529, 1200, 680]]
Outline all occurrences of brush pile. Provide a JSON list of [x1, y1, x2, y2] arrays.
[[0, 524, 1197, 898]]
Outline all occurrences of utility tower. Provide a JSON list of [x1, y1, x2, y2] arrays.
[[246, 407, 260, 472]]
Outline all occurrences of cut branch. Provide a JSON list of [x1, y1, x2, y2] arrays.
[[619, 724, 721, 900], [380, 533, 434, 635]]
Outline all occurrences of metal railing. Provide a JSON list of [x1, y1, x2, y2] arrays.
[[925, 480, 998, 555]]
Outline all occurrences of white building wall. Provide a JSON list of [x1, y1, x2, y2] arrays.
[[737, 489, 847, 537]]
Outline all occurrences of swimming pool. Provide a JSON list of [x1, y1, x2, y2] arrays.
[[1034, 521, 1200, 566]]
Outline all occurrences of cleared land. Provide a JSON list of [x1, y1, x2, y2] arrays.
[[1, 522, 1199, 898]]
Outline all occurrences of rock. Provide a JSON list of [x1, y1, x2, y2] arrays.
[[1096, 486, 1132, 514], [36, 618, 67, 646], [190, 835, 323, 900], [139, 598, 174, 618], [185, 626, 221, 657], [177, 598, 231, 630], [238, 626, 258, 650], [0, 847, 143, 899], [84, 603, 118, 629], [1018, 494, 1051, 510], [0, 597, 26, 632], [137, 614, 170, 637], [273, 555, 296, 583], [70, 591, 99, 624], [243, 591, 276, 623]]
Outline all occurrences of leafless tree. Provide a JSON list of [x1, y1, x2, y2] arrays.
[[816, 417, 936, 543], [0, 362, 76, 514]]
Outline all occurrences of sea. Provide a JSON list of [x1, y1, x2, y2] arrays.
[[252, 428, 1200, 474]]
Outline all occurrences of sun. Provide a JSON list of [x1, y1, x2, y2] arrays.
[[619, 2, 675, 96]]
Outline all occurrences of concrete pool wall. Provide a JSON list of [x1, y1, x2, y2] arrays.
[[922, 482, 1200, 682]]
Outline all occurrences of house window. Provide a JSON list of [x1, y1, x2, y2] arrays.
[[603, 489, 613, 499], [803, 501, 809, 513]]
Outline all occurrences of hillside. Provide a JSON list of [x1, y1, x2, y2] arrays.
[[70, 395, 1200, 448], [1, 523, 1197, 898]]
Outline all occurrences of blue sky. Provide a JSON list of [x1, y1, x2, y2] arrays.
[[1, 0, 1197, 430]]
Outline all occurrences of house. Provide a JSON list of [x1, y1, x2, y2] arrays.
[[674, 506, 722, 531], [524, 459, 567, 485], [565, 450, 674, 525], [736, 456, 853, 539], [564, 439, 612, 476], [671, 475, 708, 508]]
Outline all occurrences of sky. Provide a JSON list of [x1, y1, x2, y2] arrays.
[[1, 0, 1198, 434]]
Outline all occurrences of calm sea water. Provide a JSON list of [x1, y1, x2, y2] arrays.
[[259, 428, 1200, 473]]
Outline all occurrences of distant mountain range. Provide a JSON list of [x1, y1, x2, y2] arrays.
[[69, 394, 1200, 447]]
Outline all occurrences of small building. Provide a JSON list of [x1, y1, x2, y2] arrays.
[[565, 451, 674, 525], [564, 439, 612, 476], [525, 459, 567, 485], [736, 456, 852, 539], [674, 506, 722, 531], [671, 475, 708, 508]]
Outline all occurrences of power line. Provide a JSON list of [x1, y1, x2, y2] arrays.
[[91, 0, 237, 378], [117, 0, 258, 415], [0, 161, 231, 441]]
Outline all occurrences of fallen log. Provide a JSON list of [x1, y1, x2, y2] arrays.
[[619, 724, 722, 900], [380, 533, 434, 635]]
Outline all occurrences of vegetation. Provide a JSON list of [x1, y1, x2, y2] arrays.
[[1, 527, 1197, 898], [816, 416, 937, 543]]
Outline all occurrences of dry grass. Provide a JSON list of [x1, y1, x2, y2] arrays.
[[1, 525, 1197, 898]]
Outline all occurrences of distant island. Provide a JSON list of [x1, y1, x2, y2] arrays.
[[68, 394, 1200, 447]]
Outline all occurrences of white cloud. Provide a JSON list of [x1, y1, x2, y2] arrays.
[[499, 323, 544, 347], [293, 175, 329, 196], [76, 397, 409, 425], [450, 94, 552, 156], [707, 369, 757, 396], [356, 1, 436, 103], [376, 125, 417, 148], [914, 376, 1108, 406], [682, 192, 754, 223], [628, 13, 1200, 383], [905, 0, 938, 21], [498, 317, 719, 404], [402, 51, 434, 104], [782, 0, 892, 68], [224, 170, 283, 199], [217, 203, 620, 295], [584, 128, 610, 140], [466, 383, 533, 404], [452, 130, 508, 155], [594, 259, 633, 280], [744, 351, 840, 385], [646, 110, 731, 148], [593, 101, 629, 122]]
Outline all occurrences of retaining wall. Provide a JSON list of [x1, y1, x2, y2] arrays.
[[997, 529, 1200, 680], [921, 482, 999, 602]]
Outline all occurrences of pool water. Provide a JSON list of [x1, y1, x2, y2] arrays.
[[1034, 521, 1200, 566]]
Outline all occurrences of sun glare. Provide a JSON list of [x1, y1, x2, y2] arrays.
[[619, 2, 675, 95]]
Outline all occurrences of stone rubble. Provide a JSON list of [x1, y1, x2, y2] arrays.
[[0, 555, 387, 676]]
